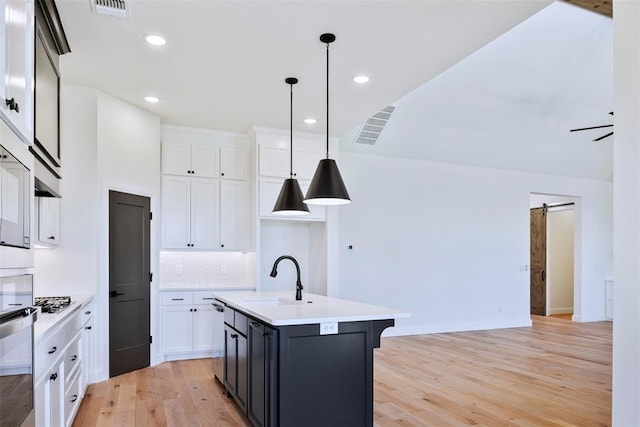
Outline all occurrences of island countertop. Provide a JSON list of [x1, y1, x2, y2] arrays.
[[212, 291, 410, 326]]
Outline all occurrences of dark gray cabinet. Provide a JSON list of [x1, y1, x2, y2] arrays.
[[224, 309, 247, 412], [248, 320, 278, 427], [221, 303, 394, 427]]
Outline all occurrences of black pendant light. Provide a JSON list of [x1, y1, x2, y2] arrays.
[[304, 33, 351, 206], [272, 77, 310, 216]]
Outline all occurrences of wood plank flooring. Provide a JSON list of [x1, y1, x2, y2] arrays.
[[73, 316, 611, 426]]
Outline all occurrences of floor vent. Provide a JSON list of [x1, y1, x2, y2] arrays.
[[91, 0, 129, 19], [354, 105, 396, 145]]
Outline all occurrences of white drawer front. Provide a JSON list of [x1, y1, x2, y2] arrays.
[[193, 292, 215, 305], [161, 292, 194, 306]]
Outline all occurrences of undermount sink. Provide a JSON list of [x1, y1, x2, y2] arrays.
[[243, 297, 310, 306]]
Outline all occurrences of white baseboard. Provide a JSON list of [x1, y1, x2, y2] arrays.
[[572, 313, 607, 322], [161, 350, 222, 362], [548, 306, 573, 315]]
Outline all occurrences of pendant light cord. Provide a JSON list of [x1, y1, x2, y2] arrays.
[[290, 81, 294, 178], [325, 40, 330, 159]]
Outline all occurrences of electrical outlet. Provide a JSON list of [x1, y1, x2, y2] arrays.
[[320, 322, 338, 335]]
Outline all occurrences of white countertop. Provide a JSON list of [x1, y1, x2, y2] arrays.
[[213, 291, 411, 326], [34, 294, 94, 342]]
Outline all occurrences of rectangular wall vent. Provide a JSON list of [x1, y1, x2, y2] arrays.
[[354, 105, 396, 145], [91, 0, 129, 19]]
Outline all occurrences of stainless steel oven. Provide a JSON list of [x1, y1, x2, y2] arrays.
[[0, 275, 37, 427]]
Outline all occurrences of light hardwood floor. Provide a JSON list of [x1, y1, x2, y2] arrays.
[[73, 316, 611, 426]]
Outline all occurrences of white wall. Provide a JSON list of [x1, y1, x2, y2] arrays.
[[34, 85, 161, 382], [547, 208, 574, 315], [612, 2, 640, 424], [34, 86, 98, 296], [337, 152, 612, 336]]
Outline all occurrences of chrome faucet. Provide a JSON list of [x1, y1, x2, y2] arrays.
[[270, 255, 303, 301]]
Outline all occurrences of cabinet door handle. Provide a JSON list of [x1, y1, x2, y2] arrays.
[[250, 321, 261, 328], [85, 326, 92, 330], [7, 303, 22, 306], [212, 303, 224, 312], [171, 298, 184, 301], [71, 355, 78, 362], [48, 346, 57, 354], [71, 394, 78, 403], [50, 372, 58, 381], [85, 310, 92, 315], [230, 333, 238, 339], [48, 236, 56, 240], [5, 98, 19, 113], [202, 297, 213, 300], [110, 291, 125, 298]]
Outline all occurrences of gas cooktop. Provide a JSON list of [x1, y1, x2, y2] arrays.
[[34, 296, 71, 313]]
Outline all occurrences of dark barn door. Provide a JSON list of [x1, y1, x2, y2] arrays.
[[109, 190, 151, 377], [530, 206, 547, 316]]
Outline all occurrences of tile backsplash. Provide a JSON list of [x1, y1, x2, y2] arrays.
[[159, 251, 255, 289]]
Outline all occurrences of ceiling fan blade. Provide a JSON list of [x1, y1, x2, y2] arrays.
[[593, 131, 614, 142], [570, 124, 614, 132]]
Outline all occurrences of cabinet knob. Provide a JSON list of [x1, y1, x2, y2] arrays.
[[71, 394, 78, 403], [221, 244, 225, 248], [221, 172, 225, 176], [85, 311, 91, 315], [50, 372, 58, 381], [71, 355, 78, 362], [194, 308, 197, 312], [85, 326, 92, 330], [48, 346, 57, 354], [5, 98, 19, 113], [48, 236, 55, 240]]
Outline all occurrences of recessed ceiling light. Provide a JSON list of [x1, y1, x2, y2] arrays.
[[304, 118, 317, 124], [353, 75, 370, 84], [145, 34, 166, 46], [145, 96, 159, 103]]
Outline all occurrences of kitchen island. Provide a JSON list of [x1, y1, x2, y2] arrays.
[[213, 291, 410, 427]]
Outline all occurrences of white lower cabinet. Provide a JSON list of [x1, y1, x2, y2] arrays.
[[161, 291, 221, 360], [35, 299, 94, 427]]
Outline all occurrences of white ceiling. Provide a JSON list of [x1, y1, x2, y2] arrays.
[[341, 1, 613, 180], [56, 1, 612, 181], [56, 0, 552, 137]]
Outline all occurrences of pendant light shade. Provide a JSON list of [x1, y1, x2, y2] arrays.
[[305, 33, 351, 206], [273, 77, 310, 216]]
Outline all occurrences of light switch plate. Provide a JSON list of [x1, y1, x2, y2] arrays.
[[320, 322, 338, 335]]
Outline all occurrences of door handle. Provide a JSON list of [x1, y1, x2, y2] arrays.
[[541, 270, 546, 281], [110, 291, 125, 298]]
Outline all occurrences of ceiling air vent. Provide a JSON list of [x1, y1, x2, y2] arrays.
[[354, 105, 396, 145], [91, 0, 130, 19]]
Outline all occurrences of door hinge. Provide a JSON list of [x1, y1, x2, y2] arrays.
[[149, 212, 153, 220], [150, 335, 153, 344], [149, 272, 153, 282]]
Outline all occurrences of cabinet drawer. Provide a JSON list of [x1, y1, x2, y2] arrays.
[[161, 292, 194, 306], [64, 369, 82, 427], [234, 311, 248, 336], [35, 311, 81, 379], [224, 306, 234, 326], [194, 292, 215, 305], [81, 300, 95, 324], [63, 333, 82, 379]]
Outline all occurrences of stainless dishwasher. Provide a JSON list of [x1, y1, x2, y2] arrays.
[[211, 299, 225, 384]]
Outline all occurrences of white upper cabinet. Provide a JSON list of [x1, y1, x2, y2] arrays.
[[220, 146, 248, 180], [259, 146, 289, 178], [220, 180, 248, 249], [37, 196, 59, 246], [162, 141, 219, 178], [0, 0, 35, 144]]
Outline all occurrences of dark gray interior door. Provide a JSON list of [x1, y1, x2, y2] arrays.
[[530, 206, 547, 316], [109, 190, 150, 378]]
